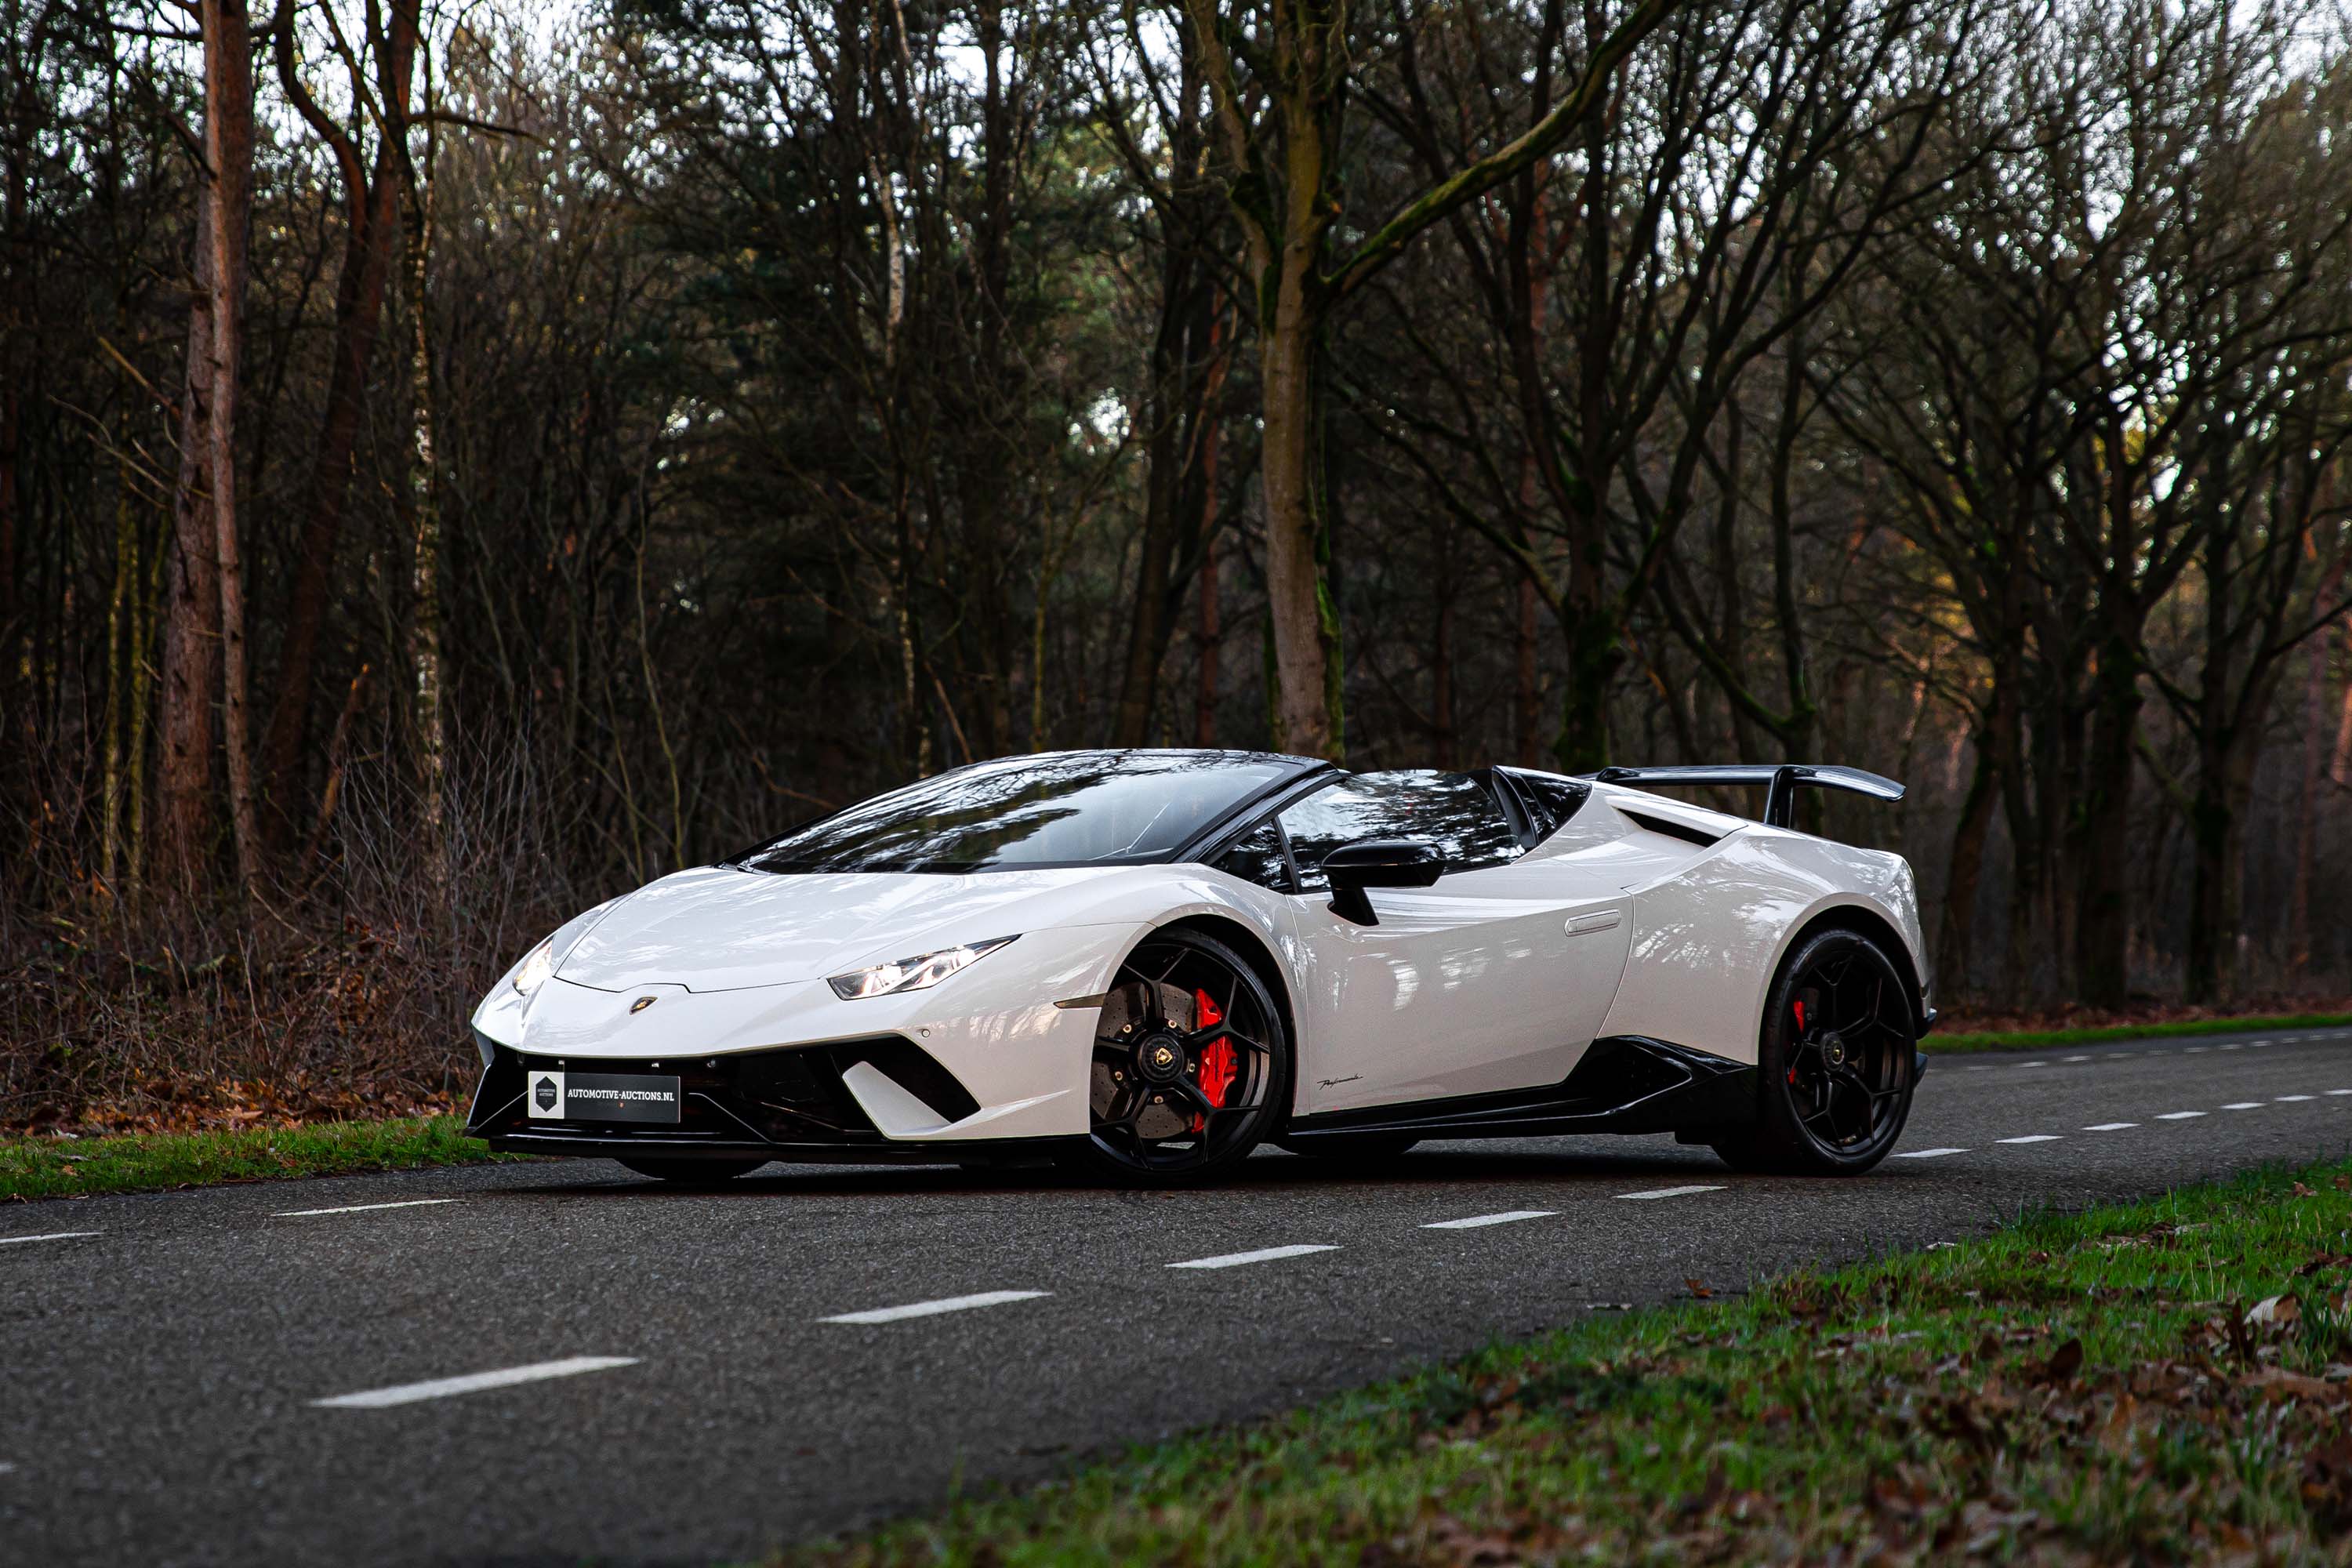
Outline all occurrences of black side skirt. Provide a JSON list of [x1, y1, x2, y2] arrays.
[[1280, 1035, 1758, 1145]]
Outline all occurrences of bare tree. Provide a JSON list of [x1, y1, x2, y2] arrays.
[[1180, 0, 1678, 759], [259, 0, 422, 850]]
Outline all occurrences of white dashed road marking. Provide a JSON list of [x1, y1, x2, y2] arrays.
[[1424, 1210, 1558, 1230], [819, 1290, 1049, 1324], [1895, 1148, 1967, 1160], [274, 1199, 460, 1218], [1997, 1134, 2062, 1144], [0, 1232, 98, 1247], [2277, 1094, 2315, 1103], [1167, 1245, 1338, 1270], [2021, 1060, 2049, 1068], [2084, 1122, 2139, 1131], [313, 1356, 638, 1409], [2222, 1102, 2263, 1111], [2063, 1055, 2091, 1062], [2329, 1090, 2352, 1097], [1616, 1185, 1726, 1201], [2158, 1111, 2207, 1120]]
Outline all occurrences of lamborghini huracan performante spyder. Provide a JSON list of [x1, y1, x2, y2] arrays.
[[466, 750, 1934, 1184]]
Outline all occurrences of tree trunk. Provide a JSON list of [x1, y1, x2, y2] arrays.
[[1430, 591, 1457, 768], [1551, 601, 1620, 772], [0, 384, 17, 725], [1193, 401, 1224, 748], [154, 189, 222, 898], [260, 165, 408, 837], [2290, 632, 2327, 967], [260, 0, 422, 844], [1111, 238, 1212, 747], [1515, 576, 1540, 766], [100, 475, 136, 890], [202, 0, 260, 903], [1193, 530, 1220, 746], [403, 114, 447, 891], [2183, 758, 2228, 1005], [1937, 723, 1998, 996], [1256, 248, 1341, 759], [1112, 424, 1183, 746], [2075, 628, 2141, 1008]]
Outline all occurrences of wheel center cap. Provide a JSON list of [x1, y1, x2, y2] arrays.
[[1821, 1031, 1848, 1068], [1136, 1033, 1187, 1084]]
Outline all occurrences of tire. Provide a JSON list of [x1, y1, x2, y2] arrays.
[[1055, 927, 1293, 1186], [617, 1156, 768, 1184], [1275, 1134, 1419, 1163], [1711, 926, 1917, 1176]]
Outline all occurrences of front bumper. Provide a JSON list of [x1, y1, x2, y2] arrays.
[[466, 1044, 1082, 1166], [466, 1036, 1077, 1165]]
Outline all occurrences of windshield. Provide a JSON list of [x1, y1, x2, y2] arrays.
[[733, 751, 1298, 874]]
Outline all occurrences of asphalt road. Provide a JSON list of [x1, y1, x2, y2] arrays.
[[7, 1025, 2352, 1567]]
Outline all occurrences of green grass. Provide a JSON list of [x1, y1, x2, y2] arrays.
[[0, 1114, 511, 1202], [1926, 1010, 2352, 1053], [782, 1160, 2352, 1566]]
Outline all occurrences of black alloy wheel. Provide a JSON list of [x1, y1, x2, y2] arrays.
[[617, 1156, 769, 1183], [1714, 926, 1916, 1175], [1062, 927, 1291, 1184]]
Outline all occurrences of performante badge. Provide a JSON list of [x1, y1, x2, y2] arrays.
[[630, 996, 657, 1014]]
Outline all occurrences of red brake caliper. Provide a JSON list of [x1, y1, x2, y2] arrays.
[[1192, 988, 1238, 1131], [1789, 1000, 1806, 1084]]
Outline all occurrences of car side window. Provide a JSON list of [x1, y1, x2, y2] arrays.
[[1276, 771, 1524, 891], [1210, 819, 1292, 891], [1501, 769, 1592, 843]]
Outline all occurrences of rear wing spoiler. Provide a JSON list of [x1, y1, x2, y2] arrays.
[[1583, 764, 1904, 830]]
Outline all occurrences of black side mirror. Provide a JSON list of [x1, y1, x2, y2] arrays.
[[1320, 837, 1444, 925]]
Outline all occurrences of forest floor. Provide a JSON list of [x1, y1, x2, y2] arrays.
[[775, 1158, 2352, 1567]]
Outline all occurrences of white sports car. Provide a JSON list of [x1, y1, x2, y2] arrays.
[[466, 750, 1933, 1184]]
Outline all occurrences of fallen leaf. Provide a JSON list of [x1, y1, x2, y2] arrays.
[[2244, 1367, 2344, 1404]]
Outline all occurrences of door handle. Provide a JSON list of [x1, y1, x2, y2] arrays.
[[1566, 909, 1622, 936]]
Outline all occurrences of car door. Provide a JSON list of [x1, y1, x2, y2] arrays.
[[1277, 771, 1632, 1115]]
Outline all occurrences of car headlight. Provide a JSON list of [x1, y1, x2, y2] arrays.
[[511, 938, 557, 996], [828, 936, 1016, 1000]]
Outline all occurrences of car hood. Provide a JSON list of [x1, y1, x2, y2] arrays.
[[552, 864, 1109, 993]]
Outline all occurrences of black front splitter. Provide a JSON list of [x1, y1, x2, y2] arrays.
[[481, 1130, 1075, 1168]]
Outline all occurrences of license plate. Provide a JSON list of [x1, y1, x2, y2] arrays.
[[525, 1069, 682, 1124]]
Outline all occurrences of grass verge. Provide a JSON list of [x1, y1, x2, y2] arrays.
[[1926, 1010, 2352, 1054], [786, 1160, 2352, 1566], [0, 1114, 510, 1202]]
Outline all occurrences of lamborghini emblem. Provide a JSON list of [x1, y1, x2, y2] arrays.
[[630, 996, 657, 1014]]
